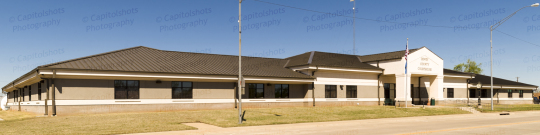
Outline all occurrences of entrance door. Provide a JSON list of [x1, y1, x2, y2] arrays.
[[384, 83, 396, 105]]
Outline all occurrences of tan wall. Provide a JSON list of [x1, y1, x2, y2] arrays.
[[289, 84, 307, 98], [444, 88, 468, 98], [54, 79, 114, 100], [314, 84, 325, 98], [358, 86, 378, 98], [193, 82, 234, 99], [140, 81, 171, 99]]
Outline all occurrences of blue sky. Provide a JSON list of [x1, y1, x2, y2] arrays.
[[1, 0, 540, 87]]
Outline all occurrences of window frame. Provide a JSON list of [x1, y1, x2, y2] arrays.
[[447, 88, 454, 98], [519, 90, 523, 98], [346, 85, 357, 98], [38, 82, 42, 100], [114, 80, 140, 99], [384, 83, 396, 99], [28, 86, 32, 101], [508, 90, 513, 98], [172, 81, 193, 99], [274, 84, 289, 98], [248, 83, 265, 98], [325, 85, 337, 98]]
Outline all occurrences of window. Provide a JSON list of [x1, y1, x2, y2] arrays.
[[325, 85, 337, 98], [447, 88, 454, 98], [469, 89, 476, 98], [508, 90, 513, 98], [249, 84, 264, 98], [21, 88, 24, 101], [384, 83, 396, 99], [172, 82, 193, 99], [28, 86, 32, 101], [274, 84, 289, 98], [346, 85, 357, 98], [114, 80, 139, 99], [481, 89, 490, 98], [38, 82, 42, 100], [519, 90, 523, 98], [14, 90, 18, 102]]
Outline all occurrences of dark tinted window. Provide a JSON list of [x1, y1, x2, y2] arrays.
[[249, 84, 264, 98], [325, 85, 337, 98], [346, 85, 357, 98], [519, 90, 523, 98], [172, 82, 193, 99], [114, 80, 139, 99], [274, 84, 289, 98], [447, 88, 454, 98], [508, 90, 513, 98]]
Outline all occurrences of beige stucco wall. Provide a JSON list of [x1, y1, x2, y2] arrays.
[[193, 82, 234, 99], [314, 84, 325, 98], [54, 79, 114, 100], [140, 81, 171, 99], [358, 86, 378, 98]]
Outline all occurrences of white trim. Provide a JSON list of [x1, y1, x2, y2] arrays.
[[316, 67, 382, 73], [7, 98, 386, 106], [442, 98, 533, 101], [40, 72, 238, 80], [444, 75, 474, 78]]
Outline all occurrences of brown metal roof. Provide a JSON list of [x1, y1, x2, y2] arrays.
[[358, 47, 423, 62], [285, 51, 382, 70], [40, 46, 312, 79], [443, 69, 537, 87]]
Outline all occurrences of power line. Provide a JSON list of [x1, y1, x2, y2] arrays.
[[251, 0, 485, 29], [495, 30, 540, 47], [251, 0, 540, 48]]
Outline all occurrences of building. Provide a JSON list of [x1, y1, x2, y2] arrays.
[[3, 46, 537, 115]]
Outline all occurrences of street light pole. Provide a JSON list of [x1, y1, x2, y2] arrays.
[[489, 3, 538, 111], [238, 0, 243, 124]]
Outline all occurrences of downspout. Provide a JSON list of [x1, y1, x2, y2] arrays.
[[418, 77, 421, 105], [311, 66, 318, 107], [376, 61, 382, 106], [45, 78, 49, 116], [52, 70, 56, 116]]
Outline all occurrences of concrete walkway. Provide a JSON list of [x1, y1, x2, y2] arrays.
[[126, 111, 540, 135]]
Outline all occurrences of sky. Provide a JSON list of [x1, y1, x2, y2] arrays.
[[1, 0, 540, 87]]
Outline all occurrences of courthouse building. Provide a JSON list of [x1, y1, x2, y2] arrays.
[[3, 46, 537, 115]]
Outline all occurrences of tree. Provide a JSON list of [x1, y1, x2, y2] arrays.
[[453, 59, 483, 74]]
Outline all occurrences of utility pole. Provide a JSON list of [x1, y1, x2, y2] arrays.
[[516, 77, 519, 82], [351, 0, 356, 55], [238, 0, 243, 124]]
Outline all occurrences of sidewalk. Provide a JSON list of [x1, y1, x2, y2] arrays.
[[124, 111, 540, 135]]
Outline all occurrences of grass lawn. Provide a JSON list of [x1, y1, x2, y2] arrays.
[[0, 106, 469, 135], [475, 104, 540, 113]]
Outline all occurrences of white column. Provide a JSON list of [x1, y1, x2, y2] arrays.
[[429, 75, 444, 99], [395, 74, 411, 101]]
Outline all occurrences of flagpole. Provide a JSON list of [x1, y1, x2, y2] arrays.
[[405, 38, 408, 108]]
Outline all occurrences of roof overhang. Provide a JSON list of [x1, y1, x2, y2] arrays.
[[468, 84, 537, 90], [444, 74, 475, 79], [3, 70, 41, 92], [290, 66, 382, 73]]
